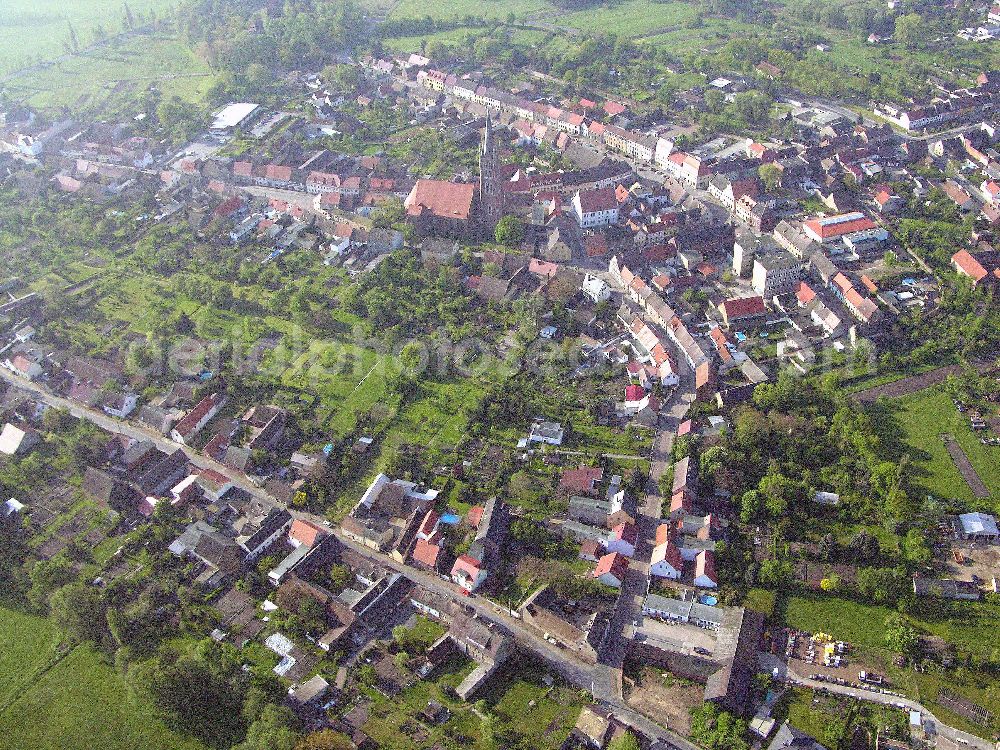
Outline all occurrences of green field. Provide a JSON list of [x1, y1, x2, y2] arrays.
[[0, 607, 62, 709], [0, 0, 179, 74], [3, 33, 213, 112], [891, 389, 1000, 505], [560, 0, 698, 36], [0, 609, 207, 750], [388, 0, 550, 21], [785, 594, 1000, 661]]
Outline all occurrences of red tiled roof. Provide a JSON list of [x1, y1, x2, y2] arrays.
[[695, 549, 717, 584], [451, 554, 482, 578], [560, 466, 604, 493], [953, 249, 988, 282], [529, 258, 559, 278], [214, 196, 243, 218], [941, 180, 972, 206], [720, 296, 765, 321], [263, 164, 293, 181], [603, 100, 627, 117], [418, 510, 439, 537], [613, 522, 638, 546], [412, 538, 441, 568], [796, 281, 816, 305], [576, 187, 618, 214], [467, 506, 485, 528], [593, 551, 628, 581], [652, 540, 683, 570], [625, 384, 646, 402], [405, 179, 475, 221], [307, 171, 342, 188], [803, 212, 877, 240], [290, 519, 324, 548], [174, 392, 225, 439]]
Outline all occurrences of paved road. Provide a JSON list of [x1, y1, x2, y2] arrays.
[[593, 330, 697, 715], [760, 654, 996, 750], [1, 368, 701, 750], [0, 369, 277, 504]]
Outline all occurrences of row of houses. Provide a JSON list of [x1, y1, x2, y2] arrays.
[[609, 256, 715, 395]]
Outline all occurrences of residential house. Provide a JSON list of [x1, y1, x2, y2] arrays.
[[0, 423, 41, 456], [571, 187, 619, 229], [719, 296, 766, 326], [694, 550, 719, 588], [171, 392, 227, 445], [592, 551, 629, 588], [752, 255, 800, 296], [606, 522, 638, 557]]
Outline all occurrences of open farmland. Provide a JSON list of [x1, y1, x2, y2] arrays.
[[0, 643, 209, 750], [388, 0, 550, 21], [0, 0, 179, 74], [0, 607, 61, 710], [2, 34, 213, 113]]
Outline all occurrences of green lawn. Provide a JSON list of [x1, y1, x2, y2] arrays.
[[3, 33, 213, 112], [891, 389, 1000, 505], [0, 0, 179, 73], [0, 641, 207, 750]]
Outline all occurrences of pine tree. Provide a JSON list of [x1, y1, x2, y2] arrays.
[[123, 2, 136, 31], [67, 22, 80, 54]]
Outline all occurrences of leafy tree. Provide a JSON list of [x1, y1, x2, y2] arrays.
[[27, 558, 75, 612], [128, 646, 250, 747], [902, 528, 932, 567], [329, 564, 351, 591], [50, 582, 107, 645], [894, 13, 923, 49], [494, 215, 525, 247], [759, 163, 781, 192], [690, 703, 750, 750], [857, 567, 905, 605], [233, 705, 300, 750], [883, 613, 918, 657], [758, 559, 794, 588], [370, 198, 405, 229]]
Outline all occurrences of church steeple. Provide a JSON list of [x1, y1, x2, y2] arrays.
[[478, 109, 503, 232]]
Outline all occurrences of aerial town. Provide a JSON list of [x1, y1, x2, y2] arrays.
[[1, 1, 1000, 750]]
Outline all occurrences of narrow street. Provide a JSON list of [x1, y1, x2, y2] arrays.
[[760, 654, 995, 750], [0, 366, 699, 750]]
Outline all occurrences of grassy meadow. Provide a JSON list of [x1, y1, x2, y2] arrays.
[[0, 607, 206, 750], [0, 0, 179, 74], [2, 33, 212, 112], [892, 389, 1000, 505]]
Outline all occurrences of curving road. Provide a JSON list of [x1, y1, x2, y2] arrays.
[[0, 366, 701, 749], [760, 654, 996, 750]]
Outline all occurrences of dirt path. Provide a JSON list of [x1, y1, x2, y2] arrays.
[[943, 435, 992, 499], [854, 360, 994, 403]]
